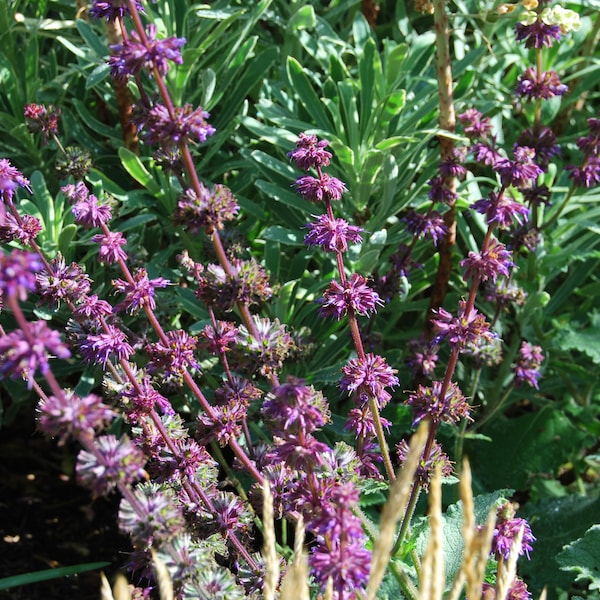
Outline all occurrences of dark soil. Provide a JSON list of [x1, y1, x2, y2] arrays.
[[0, 404, 131, 600]]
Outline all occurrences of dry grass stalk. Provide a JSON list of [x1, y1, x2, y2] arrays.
[[100, 572, 132, 600], [364, 422, 429, 600], [262, 480, 280, 600], [495, 525, 524, 600], [280, 516, 310, 600], [151, 549, 174, 600], [418, 466, 445, 600]]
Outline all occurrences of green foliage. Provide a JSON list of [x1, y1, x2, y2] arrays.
[[558, 524, 600, 594]]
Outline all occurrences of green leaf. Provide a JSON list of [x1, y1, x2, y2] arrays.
[[0, 562, 110, 590], [261, 226, 304, 246], [288, 5, 316, 31], [118, 147, 161, 196], [415, 490, 509, 589], [286, 56, 331, 131], [558, 524, 600, 592], [76, 19, 108, 57], [58, 224, 78, 257], [85, 63, 110, 89], [554, 311, 600, 364], [522, 493, 600, 594]]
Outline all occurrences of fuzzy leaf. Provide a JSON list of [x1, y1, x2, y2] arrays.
[[557, 525, 600, 591]]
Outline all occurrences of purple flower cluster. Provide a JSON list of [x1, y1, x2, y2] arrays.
[[0, 158, 30, 201], [513, 341, 544, 389], [89, 0, 144, 21], [24, 103, 59, 144], [568, 118, 600, 188], [431, 301, 495, 351], [109, 24, 185, 80], [406, 380, 471, 426], [113, 268, 169, 315], [319, 273, 383, 320], [492, 501, 535, 561], [174, 183, 239, 234]]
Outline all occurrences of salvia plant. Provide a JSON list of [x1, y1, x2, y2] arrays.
[[0, 0, 599, 599]]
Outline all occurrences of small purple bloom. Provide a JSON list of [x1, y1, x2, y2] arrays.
[[121, 376, 174, 423], [567, 156, 600, 189], [113, 268, 169, 315], [198, 320, 239, 356], [319, 274, 383, 320], [38, 391, 116, 445], [93, 230, 128, 264], [0, 249, 44, 300], [76, 434, 146, 498], [516, 20, 561, 48], [492, 502, 535, 560], [402, 209, 447, 246], [397, 438, 453, 488], [471, 191, 529, 228], [406, 380, 471, 426], [36, 255, 92, 307], [174, 183, 239, 234], [494, 146, 543, 189], [109, 24, 185, 79], [346, 405, 391, 439], [304, 214, 363, 252], [513, 341, 544, 389], [140, 103, 215, 147], [24, 103, 60, 144], [471, 140, 502, 166], [288, 133, 332, 170], [80, 324, 134, 368], [427, 175, 457, 204], [516, 68, 568, 101], [146, 330, 199, 376], [340, 353, 399, 409], [89, 0, 144, 21], [461, 239, 513, 283], [431, 301, 495, 350], [0, 158, 31, 200], [74, 294, 113, 319], [0, 213, 42, 246], [0, 321, 71, 385], [71, 192, 112, 228], [517, 126, 560, 170], [294, 173, 346, 203], [458, 108, 493, 138], [439, 146, 467, 179]]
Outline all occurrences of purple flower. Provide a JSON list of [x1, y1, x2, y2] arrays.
[[576, 118, 600, 156], [340, 353, 399, 409], [80, 324, 134, 368], [406, 380, 471, 426], [439, 147, 467, 179], [495, 146, 543, 189], [345, 405, 391, 438], [516, 68, 568, 101], [120, 376, 174, 423], [402, 209, 447, 246], [199, 321, 239, 355], [24, 103, 59, 144], [461, 239, 513, 282], [113, 268, 169, 315], [174, 183, 239, 234], [406, 335, 439, 377], [457, 108, 493, 138], [305, 214, 363, 252], [196, 398, 247, 447], [36, 255, 92, 307], [76, 434, 146, 498], [492, 502, 535, 560], [0, 158, 31, 200], [517, 126, 560, 170], [0, 249, 44, 300], [567, 156, 600, 188], [288, 133, 332, 170], [38, 391, 116, 445], [513, 341, 544, 389], [0, 213, 42, 246], [0, 321, 71, 385], [71, 191, 112, 228], [89, 0, 144, 21], [319, 274, 383, 320], [516, 20, 561, 48], [146, 330, 199, 376], [233, 316, 295, 376], [262, 377, 329, 434], [74, 294, 113, 319], [397, 438, 452, 488], [427, 175, 457, 204], [119, 485, 185, 547], [471, 140, 502, 166], [471, 191, 529, 228], [294, 173, 346, 203], [431, 301, 495, 350], [109, 24, 185, 79], [139, 103, 215, 147], [92, 230, 127, 264]]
